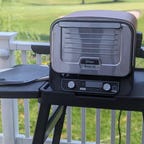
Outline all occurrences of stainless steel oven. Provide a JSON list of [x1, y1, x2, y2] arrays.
[[50, 10, 138, 96]]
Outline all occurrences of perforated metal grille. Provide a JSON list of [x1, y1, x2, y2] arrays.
[[62, 27, 121, 65]]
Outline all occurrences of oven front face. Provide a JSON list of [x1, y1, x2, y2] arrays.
[[51, 20, 135, 77]]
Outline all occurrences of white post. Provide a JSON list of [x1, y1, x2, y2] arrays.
[[0, 32, 19, 144]]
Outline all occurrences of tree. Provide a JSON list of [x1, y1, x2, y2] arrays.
[[82, 0, 85, 4]]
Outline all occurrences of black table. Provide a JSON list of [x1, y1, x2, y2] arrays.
[[0, 65, 144, 144], [40, 69, 144, 111], [0, 64, 66, 144]]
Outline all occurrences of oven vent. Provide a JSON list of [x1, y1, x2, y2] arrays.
[[62, 27, 121, 65]]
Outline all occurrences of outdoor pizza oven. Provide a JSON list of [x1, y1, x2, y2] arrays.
[[49, 10, 138, 96]]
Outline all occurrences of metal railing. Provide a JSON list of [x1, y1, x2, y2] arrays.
[[0, 32, 143, 144]]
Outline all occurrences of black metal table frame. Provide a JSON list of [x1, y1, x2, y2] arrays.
[[1, 68, 144, 144], [32, 96, 67, 144], [25, 38, 144, 144], [31, 74, 144, 144], [1, 44, 144, 144]]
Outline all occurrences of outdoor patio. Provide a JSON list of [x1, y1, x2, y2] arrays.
[[0, 32, 143, 144]]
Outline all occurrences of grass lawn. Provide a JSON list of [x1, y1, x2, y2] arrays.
[[0, 0, 144, 42], [0, 0, 144, 143]]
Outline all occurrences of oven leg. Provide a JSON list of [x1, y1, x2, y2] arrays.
[[32, 95, 66, 144], [32, 98, 51, 144], [52, 106, 66, 144]]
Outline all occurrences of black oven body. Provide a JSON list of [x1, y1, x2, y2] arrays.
[[49, 10, 139, 97], [50, 67, 134, 96]]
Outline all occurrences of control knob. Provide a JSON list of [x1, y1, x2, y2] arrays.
[[68, 81, 75, 89], [103, 83, 111, 91]]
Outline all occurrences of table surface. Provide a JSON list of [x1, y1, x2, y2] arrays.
[[40, 69, 144, 111], [0, 64, 49, 98], [0, 65, 144, 112]]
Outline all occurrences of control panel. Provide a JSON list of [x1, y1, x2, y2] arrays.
[[61, 79, 119, 95]]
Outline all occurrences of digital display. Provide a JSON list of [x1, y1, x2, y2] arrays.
[[86, 81, 103, 88]]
